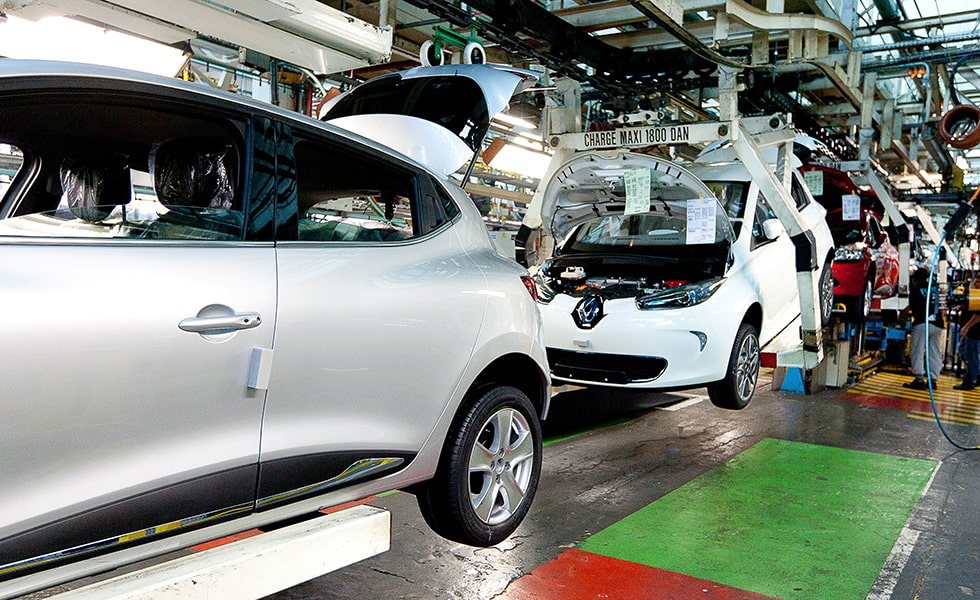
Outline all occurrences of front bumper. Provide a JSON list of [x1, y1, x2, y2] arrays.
[[539, 294, 741, 390]]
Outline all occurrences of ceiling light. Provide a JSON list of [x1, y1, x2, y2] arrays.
[[0, 15, 188, 77], [487, 143, 552, 179], [493, 113, 537, 130]]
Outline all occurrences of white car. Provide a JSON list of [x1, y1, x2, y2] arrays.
[[523, 147, 833, 409], [0, 61, 549, 595]]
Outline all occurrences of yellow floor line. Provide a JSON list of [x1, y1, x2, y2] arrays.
[[843, 371, 980, 426]]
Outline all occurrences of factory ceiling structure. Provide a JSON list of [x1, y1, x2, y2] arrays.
[[2, 0, 978, 193]]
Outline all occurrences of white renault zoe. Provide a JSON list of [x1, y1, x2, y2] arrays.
[[523, 147, 833, 410]]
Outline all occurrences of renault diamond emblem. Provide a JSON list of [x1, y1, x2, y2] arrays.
[[573, 295, 604, 329]]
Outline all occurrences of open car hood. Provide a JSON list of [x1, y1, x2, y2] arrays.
[[529, 150, 734, 245], [321, 63, 538, 176]]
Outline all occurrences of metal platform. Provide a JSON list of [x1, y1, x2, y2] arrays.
[[13, 504, 390, 600]]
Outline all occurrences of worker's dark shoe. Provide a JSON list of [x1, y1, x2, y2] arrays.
[[954, 382, 975, 390], [903, 379, 928, 390]]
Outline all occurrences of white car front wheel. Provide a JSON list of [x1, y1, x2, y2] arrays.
[[708, 323, 760, 410], [820, 261, 834, 326]]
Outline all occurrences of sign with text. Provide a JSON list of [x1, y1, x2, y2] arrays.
[[625, 168, 651, 215], [842, 194, 861, 221], [804, 169, 824, 197], [687, 198, 716, 244], [558, 122, 722, 151]]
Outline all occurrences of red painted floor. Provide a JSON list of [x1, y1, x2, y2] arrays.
[[842, 371, 980, 426], [499, 549, 777, 600]]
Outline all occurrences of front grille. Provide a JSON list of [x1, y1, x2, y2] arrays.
[[547, 348, 667, 384]]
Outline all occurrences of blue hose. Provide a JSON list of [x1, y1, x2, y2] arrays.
[[924, 229, 980, 450]]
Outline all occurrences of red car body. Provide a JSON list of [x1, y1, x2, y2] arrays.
[[800, 164, 900, 319], [826, 207, 900, 316]]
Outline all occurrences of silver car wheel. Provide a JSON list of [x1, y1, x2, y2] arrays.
[[468, 407, 535, 525], [861, 277, 873, 320], [820, 262, 835, 325], [734, 330, 760, 404], [415, 385, 542, 546]]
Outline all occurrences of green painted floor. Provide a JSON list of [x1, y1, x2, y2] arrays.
[[579, 438, 938, 600]]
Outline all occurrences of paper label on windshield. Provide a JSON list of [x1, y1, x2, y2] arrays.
[[624, 168, 651, 215], [842, 194, 860, 220], [686, 197, 716, 244], [804, 169, 824, 197]]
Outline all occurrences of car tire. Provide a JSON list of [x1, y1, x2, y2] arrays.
[[819, 260, 834, 326], [853, 274, 873, 323], [708, 322, 760, 410], [415, 385, 542, 546]]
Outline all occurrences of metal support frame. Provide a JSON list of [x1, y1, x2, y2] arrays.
[[4, 505, 391, 600], [838, 102, 922, 311], [729, 120, 824, 367], [526, 66, 828, 369], [536, 134, 823, 367], [723, 0, 852, 54], [904, 203, 961, 270]]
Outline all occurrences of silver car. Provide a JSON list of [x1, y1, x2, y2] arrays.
[[0, 60, 550, 593]]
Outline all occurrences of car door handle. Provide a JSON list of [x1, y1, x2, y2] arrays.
[[178, 312, 262, 334]]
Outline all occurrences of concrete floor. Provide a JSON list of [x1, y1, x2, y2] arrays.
[[266, 370, 980, 600]]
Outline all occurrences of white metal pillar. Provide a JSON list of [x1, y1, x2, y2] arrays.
[[731, 121, 824, 367]]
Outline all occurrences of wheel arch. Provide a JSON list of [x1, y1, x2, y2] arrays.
[[824, 248, 836, 269], [743, 302, 763, 333], [467, 353, 551, 420]]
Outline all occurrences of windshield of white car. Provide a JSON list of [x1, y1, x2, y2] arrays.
[[702, 181, 749, 236], [562, 199, 734, 254]]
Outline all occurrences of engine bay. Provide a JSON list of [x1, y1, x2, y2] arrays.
[[538, 250, 728, 300]]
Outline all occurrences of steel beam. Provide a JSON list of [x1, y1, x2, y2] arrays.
[[731, 120, 824, 367]]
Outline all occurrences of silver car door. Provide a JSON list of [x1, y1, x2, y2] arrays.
[[0, 99, 275, 575], [255, 131, 487, 508]]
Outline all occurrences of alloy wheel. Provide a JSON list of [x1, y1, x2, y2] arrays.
[[734, 331, 761, 404], [468, 407, 536, 525]]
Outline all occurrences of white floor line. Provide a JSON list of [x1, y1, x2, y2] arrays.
[[656, 396, 706, 411], [866, 526, 921, 600], [865, 461, 942, 600]]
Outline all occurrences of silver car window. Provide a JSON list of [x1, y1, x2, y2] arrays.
[[288, 137, 458, 243], [0, 100, 245, 241]]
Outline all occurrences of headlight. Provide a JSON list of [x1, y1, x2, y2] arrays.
[[835, 246, 865, 262], [636, 278, 724, 310]]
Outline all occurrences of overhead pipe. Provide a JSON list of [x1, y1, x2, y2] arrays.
[[856, 31, 980, 54], [870, 0, 911, 38]]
